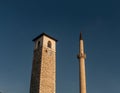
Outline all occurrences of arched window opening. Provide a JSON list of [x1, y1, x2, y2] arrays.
[[38, 41, 40, 48], [47, 41, 52, 48]]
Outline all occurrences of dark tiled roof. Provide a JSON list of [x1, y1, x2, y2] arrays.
[[32, 32, 57, 42]]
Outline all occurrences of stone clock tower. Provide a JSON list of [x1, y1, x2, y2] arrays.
[[30, 33, 57, 93]]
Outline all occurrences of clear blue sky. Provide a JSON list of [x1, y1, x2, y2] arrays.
[[0, 0, 120, 93]]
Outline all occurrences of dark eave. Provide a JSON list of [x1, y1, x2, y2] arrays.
[[32, 32, 58, 42]]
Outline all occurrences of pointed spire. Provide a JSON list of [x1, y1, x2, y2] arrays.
[[80, 32, 83, 40]]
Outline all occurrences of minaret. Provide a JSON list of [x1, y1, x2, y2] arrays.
[[77, 32, 86, 93], [30, 33, 57, 93]]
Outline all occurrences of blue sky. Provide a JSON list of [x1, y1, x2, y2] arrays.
[[0, 0, 120, 93]]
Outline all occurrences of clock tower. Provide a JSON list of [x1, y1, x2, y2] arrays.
[[30, 33, 57, 93]]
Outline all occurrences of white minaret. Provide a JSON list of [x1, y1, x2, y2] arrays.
[[77, 32, 86, 93]]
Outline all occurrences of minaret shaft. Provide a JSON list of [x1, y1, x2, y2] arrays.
[[78, 33, 86, 93], [79, 57, 86, 93], [80, 40, 84, 54]]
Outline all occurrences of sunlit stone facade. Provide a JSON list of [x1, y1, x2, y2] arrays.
[[30, 33, 57, 93]]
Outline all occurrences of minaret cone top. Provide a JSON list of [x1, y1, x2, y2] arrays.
[[80, 32, 83, 40]]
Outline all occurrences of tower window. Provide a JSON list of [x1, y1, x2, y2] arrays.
[[38, 41, 40, 48], [47, 41, 52, 48]]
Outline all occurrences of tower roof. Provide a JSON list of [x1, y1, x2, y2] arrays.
[[32, 33, 58, 42]]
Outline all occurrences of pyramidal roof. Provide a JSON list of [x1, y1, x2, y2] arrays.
[[32, 32, 57, 42]]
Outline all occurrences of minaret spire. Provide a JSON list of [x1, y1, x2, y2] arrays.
[[77, 32, 86, 93], [80, 32, 83, 40]]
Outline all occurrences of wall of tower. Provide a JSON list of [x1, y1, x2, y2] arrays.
[[42, 35, 56, 52], [30, 34, 56, 93], [40, 46, 56, 93], [30, 47, 42, 93]]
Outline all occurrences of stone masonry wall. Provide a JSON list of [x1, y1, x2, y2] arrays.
[[39, 46, 56, 93], [30, 48, 42, 93]]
